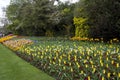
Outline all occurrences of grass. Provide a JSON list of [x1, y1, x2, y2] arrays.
[[0, 43, 54, 80]]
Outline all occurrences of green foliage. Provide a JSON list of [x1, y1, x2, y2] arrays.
[[74, 0, 90, 38], [74, 0, 120, 40], [55, 2, 75, 37], [73, 17, 89, 37], [45, 30, 54, 37], [6, 0, 56, 36], [5, 0, 76, 37], [5, 0, 120, 40], [86, 0, 120, 40]]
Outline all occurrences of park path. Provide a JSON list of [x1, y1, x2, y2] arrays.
[[0, 44, 54, 80]]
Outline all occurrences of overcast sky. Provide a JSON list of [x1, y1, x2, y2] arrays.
[[0, 0, 10, 18]]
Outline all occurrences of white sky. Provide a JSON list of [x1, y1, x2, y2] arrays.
[[60, 0, 78, 3], [0, 0, 10, 17], [0, 0, 10, 26]]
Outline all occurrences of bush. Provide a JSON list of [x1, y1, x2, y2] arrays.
[[73, 17, 89, 37]]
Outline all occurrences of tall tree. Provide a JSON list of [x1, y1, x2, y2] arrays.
[[74, 0, 120, 40], [6, 0, 30, 34], [74, 0, 89, 37], [6, 0, 57, 36], [31, 0, 55, 36], [54, 2, 75, 37]]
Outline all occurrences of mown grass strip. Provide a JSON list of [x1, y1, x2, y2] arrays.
[[0, 44, 54, 80]]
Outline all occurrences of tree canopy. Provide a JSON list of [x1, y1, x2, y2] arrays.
[[74, 0, 120, 40], [4, 0, 120, 40]]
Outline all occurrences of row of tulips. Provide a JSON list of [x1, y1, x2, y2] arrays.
[[18, 39, 120, 80], [70, 37, 119, 43], [3, 39, 33, 51], [0, 34, 17, 43]]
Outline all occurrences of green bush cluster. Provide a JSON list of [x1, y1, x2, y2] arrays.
[[73, 17, 89, 37]]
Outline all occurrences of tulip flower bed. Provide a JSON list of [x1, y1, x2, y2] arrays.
[[0, 34, 17, 43], [3, 39, 33, 51], [2, 37, 120, 80]]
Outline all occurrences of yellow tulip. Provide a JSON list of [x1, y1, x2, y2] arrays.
[[87, 56, 89, 59], [68, 55, 70, 60], [106, 52, 109, 55], [92, 68, 96, 73], [74, 55, 77, 61], [116, 48, 119, 53], [64, 61, 66, 64], [60, 56, 62, 59], [88, 76, 90, 80], [103, 69, 105, 74], [63, 66, 66, 70], [79, 56, 82, 59], [101, 62, 103, 66], [84, 60, 87, 63], [81, 70, 84, 74], [90, 61, 93, 64], [102, 77, 104, 80], [116, 63, 119, 68], [94, 54, 96, 57], [111, 60, 114, 64], [85, 64, 88, 68], [76, 62, 80, 68], [71, 68, 73, 72], [107, 73, 111, 78], [106, 64, 108, 68], [100, 60, 102, 63], [106, 57, 108, 61], [92, 65, 94, 68], [113, 72, 116, 75], [118, 73, 120, 78], [69, 62, 71, 66]]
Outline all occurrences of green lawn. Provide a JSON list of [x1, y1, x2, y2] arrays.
[[0, 44, 54, 80]]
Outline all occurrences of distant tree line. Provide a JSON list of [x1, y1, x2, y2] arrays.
[[5, 0, 75, 37], [5, 0, 120, 40]]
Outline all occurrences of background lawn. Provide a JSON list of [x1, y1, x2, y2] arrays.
[[0, 44, 54, 80]]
